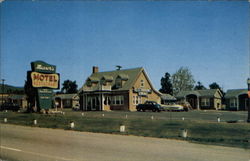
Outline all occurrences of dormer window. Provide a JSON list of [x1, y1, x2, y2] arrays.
[[86, 79, 92, 87], [115, 74, 129, 89], [86, 77, 99, 87], [100, 78, 106, 86], [116, 77, 122, 88]]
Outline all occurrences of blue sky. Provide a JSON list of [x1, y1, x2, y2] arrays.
[[1, 1, 249, 91]]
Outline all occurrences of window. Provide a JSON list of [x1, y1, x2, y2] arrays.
[[100, 79, 106, 86], [112, 95, 124, 105], [133, 95, 141, 105], [140, 80, 144, 87], [86, 80, 92, 87], [116, 77, 122, 88], [104, 96, 111, 105], [230, 98, 237, 107], [201, 98, 210, 106]]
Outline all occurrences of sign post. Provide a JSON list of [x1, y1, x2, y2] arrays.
[[27, 61, 60, 112], [247, 78, 250, 123]]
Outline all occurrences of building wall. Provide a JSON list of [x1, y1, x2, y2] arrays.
[[129, 72, 161, 111], [213, 98, 222, 110], [225, 98, 237, 110], [110, 92, 129, 111]]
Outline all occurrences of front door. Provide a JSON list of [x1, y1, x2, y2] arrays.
[[186, 94, 198, 109]]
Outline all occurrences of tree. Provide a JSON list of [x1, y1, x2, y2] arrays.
[[159, 72, 173, 95], [61, 80, 78, 94], [209, 82, 224, 95], [172, 67, 195, 95], [209, 82, 221, 90], [194, 81, 206, 90]]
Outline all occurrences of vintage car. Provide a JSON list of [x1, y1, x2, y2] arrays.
[[0, 102, 21, 112], [161, 104, 185, 112], [136, 101, 163, 112]]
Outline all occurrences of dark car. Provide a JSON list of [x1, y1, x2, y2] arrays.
[[0, 102, 21, 112], [136, 101, 163, 112]]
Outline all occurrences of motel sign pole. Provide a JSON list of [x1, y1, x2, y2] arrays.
[[1, 79, 5, 106], [247, 78, 250, 123]]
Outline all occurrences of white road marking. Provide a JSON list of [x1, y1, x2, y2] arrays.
[[0, 146, 22, 152], [0, 145, 76, 161]]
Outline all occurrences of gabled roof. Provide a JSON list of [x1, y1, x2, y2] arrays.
[[87, 76, 99, 83], [55, 93, 79, 99], [225, 89, 248, 98], [80, 67, 143, 92], [101, 75, 114, 82], [79, 67, 161, 96], [161, 94, 177, 101], [9, 94, 26, 100], [176, 89, 222, 98]]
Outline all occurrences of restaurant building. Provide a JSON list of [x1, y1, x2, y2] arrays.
[[78, 67, 161, 111]]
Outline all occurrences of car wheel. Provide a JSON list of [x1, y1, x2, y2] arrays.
[[152, 108, 156, 112]]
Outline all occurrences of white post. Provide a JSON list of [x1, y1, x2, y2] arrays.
[[217, 117, 221, 123], [102, 113, 105, 117], [70, 122, 75, 129], [81, 112, 84, 116], [182, 117, 185, 121], [120, 125, 125, 132], [197, 96, 200, 110], [60, 99, 63, 109], [4, 118, 7, 123], [151, 116, 154, 120], [181, 129, 188, 138], [33, 119, 37, 125]]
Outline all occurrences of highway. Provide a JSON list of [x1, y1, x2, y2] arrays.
[[0, 124, 249, 161]]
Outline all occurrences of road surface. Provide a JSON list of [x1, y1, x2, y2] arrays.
[[0, 124, 249, 161]]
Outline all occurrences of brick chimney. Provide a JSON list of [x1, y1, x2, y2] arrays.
[[92, 66, 99, 74]]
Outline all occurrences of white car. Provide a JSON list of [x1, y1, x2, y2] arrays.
[[162, 104, 184, 111]]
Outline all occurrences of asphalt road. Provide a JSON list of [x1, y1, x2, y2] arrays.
[[0, 124, 249, 161]]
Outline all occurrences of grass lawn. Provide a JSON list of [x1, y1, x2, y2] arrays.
[[0, 109, 249, 149]]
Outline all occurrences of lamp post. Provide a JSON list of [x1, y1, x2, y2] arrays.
[[1, 79, 5, 106], [247, 78, 250, 123]]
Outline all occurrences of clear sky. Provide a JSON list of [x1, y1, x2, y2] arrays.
[[1, 0, 249, 91]]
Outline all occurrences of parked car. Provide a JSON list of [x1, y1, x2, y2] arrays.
[[0, 102, 21, 112], [162, 104, 185, 112], [136, 101, 163, 112]]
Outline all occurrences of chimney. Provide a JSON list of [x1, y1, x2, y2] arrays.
[[92, 66, 99, 74]]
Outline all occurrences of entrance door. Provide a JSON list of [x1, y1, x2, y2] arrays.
[[239, 94, 248, 110], [186, 94, 198, 109]]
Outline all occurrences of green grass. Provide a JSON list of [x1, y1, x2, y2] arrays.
[[0, 110, 249, 149]]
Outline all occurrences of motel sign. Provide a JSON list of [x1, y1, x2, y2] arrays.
[[27, 61, 60, 111]]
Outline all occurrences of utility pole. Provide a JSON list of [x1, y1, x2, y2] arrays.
[[1, 79, 5, 106], [247, 78, 250, 123]]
